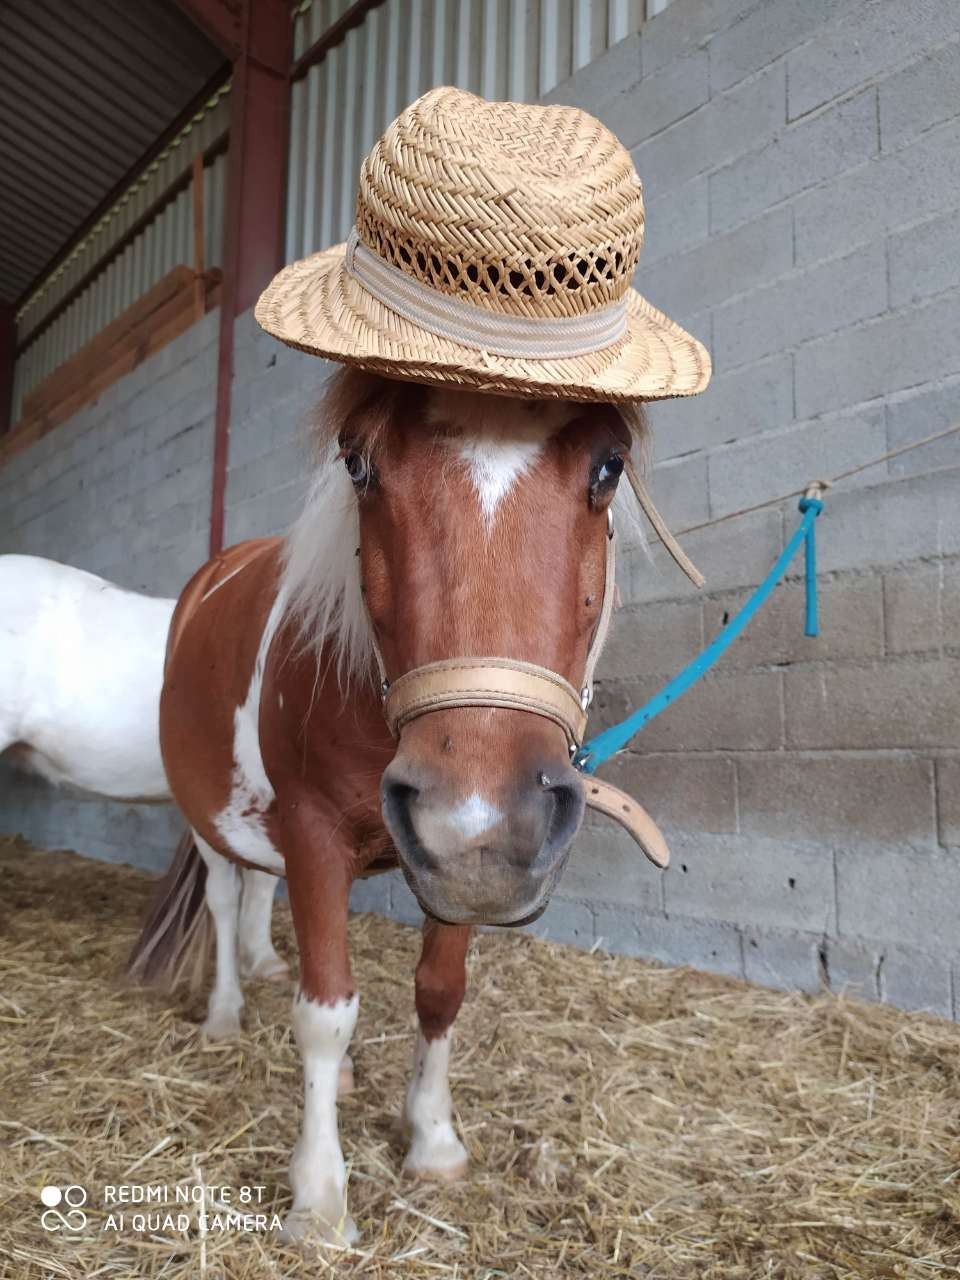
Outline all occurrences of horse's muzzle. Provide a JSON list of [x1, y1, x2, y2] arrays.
[[380, 762, 585, 926]]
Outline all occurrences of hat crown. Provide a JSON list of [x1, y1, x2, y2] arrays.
[[356, 87, 645, 320]]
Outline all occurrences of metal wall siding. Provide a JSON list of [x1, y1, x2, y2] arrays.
[[11, 147, 228, 425], [16, 88, 231, 343], [286, 0, 646, 261]]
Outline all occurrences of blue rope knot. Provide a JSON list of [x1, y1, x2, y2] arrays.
[[575, 490, 826, 774], [797, 494, 824, 639]]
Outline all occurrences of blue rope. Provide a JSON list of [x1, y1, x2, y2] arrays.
[[576, 495, 824, 774]]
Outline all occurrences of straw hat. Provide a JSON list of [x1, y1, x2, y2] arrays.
[[256, 87, 710, 403]]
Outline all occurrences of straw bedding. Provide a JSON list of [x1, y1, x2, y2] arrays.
[[1, 835, 958, 1279]]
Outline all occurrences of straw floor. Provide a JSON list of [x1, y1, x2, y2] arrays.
[[1, 835, 958, 1279]]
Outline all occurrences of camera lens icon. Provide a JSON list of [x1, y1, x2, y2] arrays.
[[40, 1185, 87, 1230]]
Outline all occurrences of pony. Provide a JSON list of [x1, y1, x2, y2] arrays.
[[0, 554, 287, 1011], [134, 367, 649, 1244]]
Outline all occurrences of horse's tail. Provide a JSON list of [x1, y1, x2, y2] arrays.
[[128, 828, 212, 993]]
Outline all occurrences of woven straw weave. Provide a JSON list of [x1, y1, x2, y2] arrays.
[[256, 87, 711, 403]]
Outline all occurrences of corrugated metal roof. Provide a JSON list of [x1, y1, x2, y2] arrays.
[[0, 0, 227, 307]]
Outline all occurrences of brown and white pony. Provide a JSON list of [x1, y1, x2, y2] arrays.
[[134, 368, 647, 1244]]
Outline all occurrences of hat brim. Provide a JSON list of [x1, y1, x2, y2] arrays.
[[255, 243, 711, 404]]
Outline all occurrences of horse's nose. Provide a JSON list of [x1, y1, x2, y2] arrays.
[[380, 762, 584, 925]]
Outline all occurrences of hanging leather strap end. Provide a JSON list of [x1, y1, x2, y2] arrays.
[[583, 777, 670, 869], [625, 457, 705, 590]]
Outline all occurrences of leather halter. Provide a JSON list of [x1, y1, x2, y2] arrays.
[[368, 512, 672, 869]]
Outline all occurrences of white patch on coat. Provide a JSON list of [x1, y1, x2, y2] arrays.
[[429, 389, 574, 528], [449, 793, 502, 839], [285, 992, 360, 1243], [0, 554, 175, 799], [195, 834, 244, 1038], [215, 591, 286, 874], [403, 1029, 468, 1178]]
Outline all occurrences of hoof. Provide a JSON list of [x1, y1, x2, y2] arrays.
[[279, 1209, 358, 1247], [202, 1009, 243, 1040], [403, 1137, 469, 1183], [338, 1056, 355, 1096], [241, 953, 290, 983]]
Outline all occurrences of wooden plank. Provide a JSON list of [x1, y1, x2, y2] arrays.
[[192, 153, 206, 322], [2, 269, 220, 468], [21, 267, 196, 420]]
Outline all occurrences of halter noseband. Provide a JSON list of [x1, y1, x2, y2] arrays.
[[370, 508, 617, 754]]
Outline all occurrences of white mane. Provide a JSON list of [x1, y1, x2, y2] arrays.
[[279, 374, 649, 688], [280, 436, 376, 686]]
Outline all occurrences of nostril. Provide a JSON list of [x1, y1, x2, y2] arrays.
[[540, 778, 585, 859]]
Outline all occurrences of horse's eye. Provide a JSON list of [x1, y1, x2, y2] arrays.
[[344, 452, 370, 487], [598, 455, 624, 486]]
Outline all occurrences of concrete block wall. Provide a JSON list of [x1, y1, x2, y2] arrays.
[[0, 310, 219, 866], [541, 0, 960, 1017]]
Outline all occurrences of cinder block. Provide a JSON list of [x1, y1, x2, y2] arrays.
[[836, 846, 960, 951], [388, 872, 423, 927], [663, 831, 837, 934], [944, 560, 960, 649], [564, 816, 664, 912], [642, 0, 759, 77], [883, 567, 942, 654], [632, 61, 785, 195], [601, 50, 709, 150], [707, 407, 887, 520], [880, 943, 954, 1017], [641, 206, 793, 321], [738, 755, 937, 845], [526, 897, 595, 950], [227, 437, 306, 505], [794, 117, 960, 265], [886, 380, 960, 478], [543, 32, 641, 110], [787, 0, 958, 120], [937, 759, 960, 847], [703, 576, 885, 668], [597, 751, 738, 834], [598, 597, 703, 680], [880, 39, 960, 150], [710, 88, 878, 233], [812, 470, 959, 576], [648, 453, 709, 529], [619, 508, 785, 606], [593, 904, 744, 977], [707, 0, 847, 93], [651, 353, 794, 462], [742, 927, 822, 993], [593, 668, 783, 751], [796, 288, 960, 421], [641, 177, 710, 266], [890, 208, 960, 309], [824, 936, 882, 1003], [349, 875, 391, 915], [713, 241, 888, 370]]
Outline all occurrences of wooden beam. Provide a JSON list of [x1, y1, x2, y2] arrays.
[[174, 0, 244, 60], [16, 132, 229, 356], [12, 66, 230, 314], [192, 154, 206, 321], [290, 0, 387, 81], [0, 306, 13, 435], [209, 0, 292, 555]]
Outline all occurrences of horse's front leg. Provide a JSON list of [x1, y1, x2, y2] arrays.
[[280, 801, 358, 1246], [403, 919, 471, 1181]]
